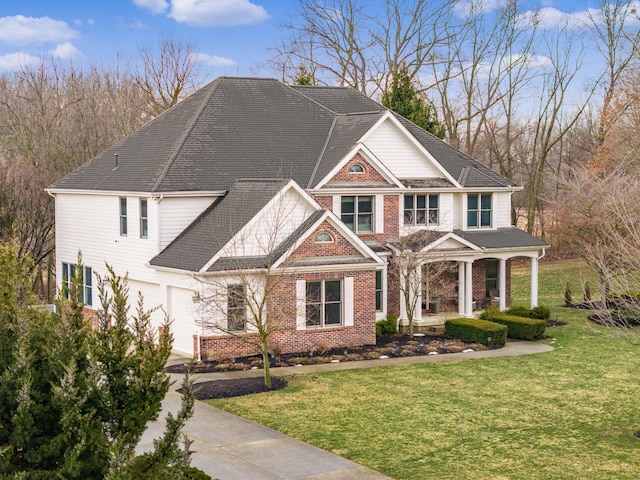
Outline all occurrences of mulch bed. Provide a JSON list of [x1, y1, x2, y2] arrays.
[[170, 333, 493, 400], [183, 376, 288, 400]]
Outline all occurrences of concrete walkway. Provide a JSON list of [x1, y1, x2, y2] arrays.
[[140, 340, 553, 479]]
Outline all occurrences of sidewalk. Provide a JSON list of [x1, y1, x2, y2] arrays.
[[141, 340, 553, 479]]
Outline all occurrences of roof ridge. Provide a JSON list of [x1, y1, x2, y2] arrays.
[[307, 117, 337, 188], [151, 79, 221, 192]]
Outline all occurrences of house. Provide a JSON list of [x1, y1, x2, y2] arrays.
[[47, 76, 548, 359]]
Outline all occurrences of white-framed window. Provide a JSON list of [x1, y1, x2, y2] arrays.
[[404, 194, 439, 226], [140, 198, 148, 239], [61, 262, 93, 307], [227, 284, 246, 331], [375, 270, 383, 312], [341, 196, 373, 233], [315, 232, 334, 243], [348, 163, 365, 173], [467, 193, 492, 228], [306, 280, 342, 327], [119, 197, 127, 236]]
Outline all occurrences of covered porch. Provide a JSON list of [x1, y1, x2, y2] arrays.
[[391, 229, 548, 330]]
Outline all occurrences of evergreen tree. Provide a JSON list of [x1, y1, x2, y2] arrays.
[[293, 65, 315, 86], [382, 64, 445, 139], [0, 245, 204, 479]]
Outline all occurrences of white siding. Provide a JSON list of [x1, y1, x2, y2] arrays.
[[219, 188, 317, 258], [56, 194, 160, 283], [159, 197, 218, 249], [493, 191, 512, 228], [364, 119, 443, 179]]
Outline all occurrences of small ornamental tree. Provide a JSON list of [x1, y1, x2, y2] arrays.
[[0, 246, 203, 479]]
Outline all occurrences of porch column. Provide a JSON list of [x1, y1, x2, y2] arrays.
[[531, 256, 539, 308], [499, 258, 507, 311], [458, 261, 466, 316], [465, 261, 473, 317]]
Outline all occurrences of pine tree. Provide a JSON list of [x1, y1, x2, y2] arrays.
[[0, 246, 205, 479], [382, 64, 445, 139]]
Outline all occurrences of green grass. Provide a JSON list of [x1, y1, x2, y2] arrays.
[[207, 259, 640, 479]]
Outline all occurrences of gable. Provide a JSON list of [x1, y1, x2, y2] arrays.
[[362, 117, 446, 180], [324, 152, 391, 186], [290, 220, 363, 260]]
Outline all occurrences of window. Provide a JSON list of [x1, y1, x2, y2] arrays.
[[61, 262, 93, 307], [375, 270, 383, 312], [485, 260, 499, 297], [467, 193, 492, 228], [404, 194, 439, 225], [315, 232, 334, 243], [341, 196, 373, 233], [119, 197, 127, 235], [227, 285, 246, 331], [140, 199, 148, 238], [348, 163, 365, 173], [306, 280, 342, 327]]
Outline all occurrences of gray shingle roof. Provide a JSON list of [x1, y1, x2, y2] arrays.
[[149, 179, 290, 271], [50, 76, 517, 193], [453, 228, 549, 249]]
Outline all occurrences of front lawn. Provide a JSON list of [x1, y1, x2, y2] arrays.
[[207, 260, 640, 479]]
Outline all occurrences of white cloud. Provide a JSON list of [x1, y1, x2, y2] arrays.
[[192, 52, 237, 67], [0, 15, 79, 45], [50, 42, 82, 59], [133, 0, 169, 15], [454, 0, 509, 17], [0, 52, 39, 71], [514, 5, 640, 30], [168, 0, 269, 27]]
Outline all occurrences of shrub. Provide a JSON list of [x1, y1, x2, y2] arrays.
[[444, 318, 507, 347], [488, 314, 546, 340], [376, 314, 398, 336], [504, 305, 531, 318], [479, 306, 500, 321], [564, 282, 573, 305], [530, 306, 551, 320]]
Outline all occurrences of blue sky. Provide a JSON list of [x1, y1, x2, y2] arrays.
[[0, 0, 623, 84], [0, 0, 292, 78]]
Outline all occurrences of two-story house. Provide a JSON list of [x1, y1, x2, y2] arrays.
[[48, 77, 547, 359]]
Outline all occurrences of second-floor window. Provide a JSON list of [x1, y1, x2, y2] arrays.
[[467, 193, 492, 228], [140, 199, 148, 238], [119, 197, 127, 236], [341, 196, 373, 233], [404, 194, 438, 226]]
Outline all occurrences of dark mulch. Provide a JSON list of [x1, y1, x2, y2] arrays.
[[180, 376, 287, 400], [167, 333, 490, 376]]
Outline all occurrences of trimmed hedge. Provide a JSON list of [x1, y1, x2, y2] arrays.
[[487, 314, 546, 340], [444, 318, 507, 347]]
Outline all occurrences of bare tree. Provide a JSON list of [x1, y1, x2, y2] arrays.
[[389, 230, 456, 336], [587, 0, 640, 157], [196, 188, 310, 388], [271, 0, 452, 95], [135, 36, 200, 116]]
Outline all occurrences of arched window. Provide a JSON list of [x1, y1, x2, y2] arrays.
[[348, 163, 365, 173], [315, 232, 334, 243]]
